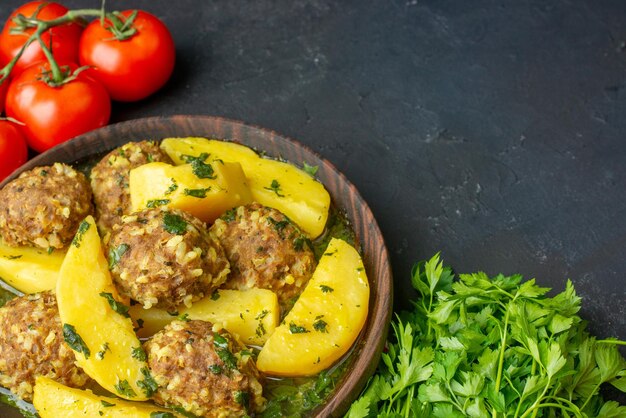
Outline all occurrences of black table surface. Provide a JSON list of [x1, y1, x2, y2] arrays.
[[0, 0, 624, 343]]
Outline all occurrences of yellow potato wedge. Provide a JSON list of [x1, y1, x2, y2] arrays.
[[0, 240, 65, 293], [129, 160, 253, 224], [129, 288, 279, 346], [161, 136, 258, 164], [160, 137, 330, 238], [33, 376, 182, 418], [256, 238, 369, 376], [57, 216, 152, 401]]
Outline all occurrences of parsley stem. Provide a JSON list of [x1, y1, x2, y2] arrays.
[[578, 381, 602, 412], [520, 377, 551, 418], [519, 402, 581, 418], [596, 339, 626, 346], [494, 302, 511, 393]]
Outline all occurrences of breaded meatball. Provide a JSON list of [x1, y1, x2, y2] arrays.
[[90, 141, 173, 234], [210, 203, 316, 311], [144, 320, 265, 417], [106, 208, 230, 310], [0, 291, 91, 401], [0, 163, 93, 249]]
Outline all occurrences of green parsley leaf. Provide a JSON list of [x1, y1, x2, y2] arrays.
[[99, 292, 130, 318], [289, 322, 309, 334], [162, 213, 188, 235], [302, 162, 319, 177], [146, 199, 170, 208], [264, 179, 285, 197], [108, 243, 129, 270], [72, 220, 90, 248], [63, 324, 90, 359], [114, 379, 136, 398], [137, 367, 158, 398], [184, 187, 211, 198], [131, 346, 147, 362]]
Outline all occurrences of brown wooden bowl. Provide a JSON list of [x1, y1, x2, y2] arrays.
[[0, 115, 392, 418]]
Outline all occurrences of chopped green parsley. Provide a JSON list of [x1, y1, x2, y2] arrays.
[[264, 179, 285, 197], [71, 220, 90, 248], [99, 292, 130, 318], [184, 187, 211, 198], [146, 199, 170, 208], [289, 322, 310, 334], [63, 324, 90, 359], [108, 243, 129, 270], [162, 213, 188, 235]]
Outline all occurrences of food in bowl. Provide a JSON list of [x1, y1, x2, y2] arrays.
[[0, 136, 370, 417]]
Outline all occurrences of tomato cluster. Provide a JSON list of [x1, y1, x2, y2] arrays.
[[0, 1, 175, 182]]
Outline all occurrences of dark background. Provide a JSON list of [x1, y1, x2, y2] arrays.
[[1, 0, 625, 340]]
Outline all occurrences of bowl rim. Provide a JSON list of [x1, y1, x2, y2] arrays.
[[0, 115, 393, 417]]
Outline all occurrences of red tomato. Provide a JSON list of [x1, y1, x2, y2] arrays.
[[5, 62, 111, 153], [79, 10, 175, 102], [0, 120, 28, 182], [0, 1, 82, 76]]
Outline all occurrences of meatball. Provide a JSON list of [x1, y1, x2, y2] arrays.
[[0, 291, 91, 402], [90, 140, 173, 234], [144, 320, 265, 417], [0, 163, 93, 249], [106, 208, 230, 310], [210, 203, 317, 311]]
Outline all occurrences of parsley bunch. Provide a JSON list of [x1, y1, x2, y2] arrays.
[[347, 254, 626, 418]]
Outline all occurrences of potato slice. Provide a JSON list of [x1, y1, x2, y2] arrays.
[[129, 160, 252, 224], [33, 376, 182, 418], [57, 216, 152, 401], [161, 137, 330, 238], [160, 136, 258, 165], [129, 288, 279, 346], [256, 238, 369, 376], [0, 240, 65, 293]]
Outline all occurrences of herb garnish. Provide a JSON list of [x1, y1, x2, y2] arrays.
[[150, 412, 175, 418], [146, 199, 170, 208], [289, 322, 309, 334], [131, 346, 147, 362], [163, 213, 188, 235], [213, 333, 238, 370], [137, 367, 158, 397], [313, 317, 328, 333], [302, 162, 319, 177], [209, 364, 223, 375], [164, 178, 178, 195], [72, 220, 90, 248], [183, 153, 216, 179], [319, 285, 334, 293], [96, 342, 110, 360], [63, 324, 90, 359], [346, 254, 626, 418], [108, 243, 129, 270], [178, 313, 190, 322], [264, 179, 285, 197], [3, 255, 22, 260], [184, 187, 211, 198], [101, 400, 116, 407], [221, 208, 237, 222], [114, 379, 136, 398], [99, 292, 130, 318], [255, 310, 269, 337], [210, 290, 221, 301], [293, 235, 311, 252], [267, 216, 289, 238], [234, 390, 250, 410]]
